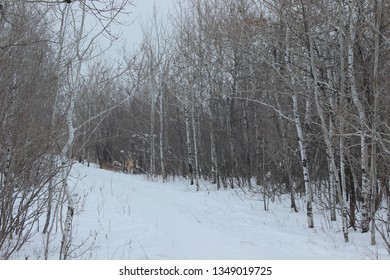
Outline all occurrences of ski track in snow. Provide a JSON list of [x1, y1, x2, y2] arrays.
[[22, 163, 390, 260]]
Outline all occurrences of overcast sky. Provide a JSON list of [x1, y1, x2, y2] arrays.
[[119, 0, 175, 51], [77, 0, 177, 62]]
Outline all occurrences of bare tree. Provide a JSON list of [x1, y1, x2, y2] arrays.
[[0, 3, 59, 259]]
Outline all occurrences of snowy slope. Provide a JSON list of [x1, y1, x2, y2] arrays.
[[23, 163, 390, 260]]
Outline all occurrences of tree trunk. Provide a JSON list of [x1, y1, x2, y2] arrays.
[[307, 24, 348, 241], [59, 87, 77, 260], [184, 94, 194, 185], [149, 79, 156, 177], [210, 122, 219, 185], [328, 157, 337, 222], [338, 0, 347, 228], [370, 0, 382, 245], [325, 38, 337, 222], [159, 86, 166, 181], [43, 4, 69, 257], [209, 101, 220, 189], [191, 92, 200, 190], [59, 1, 88, 259], [292, 92, 313, 228], [274, 92, 297, 212], [347, 2, 370, 233], [227, 96, 236, 189], [242, 99, 252, 188], [285, 26, 314, 228], [387, 184, 390, 233], [254, 106, 262, 186]]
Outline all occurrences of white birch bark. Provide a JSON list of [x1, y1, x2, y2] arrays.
[[338, 0, 355, 231], [285, 26, 314, 228], [209, 114, 219, 188], [159, 85, 166, 181], [337, 21, 346, 223], [205, 79, 219, 187], [59, 82, 79, 259], [149, 77, 156, 177], [59, 0, 87, 259], [242, 99, 252, 188], [292, 93, 314, 228], [207, 84, 219, 188], [347, 2, 370, 233], [227, 96, 237, 188], [370, 0, 382, 245], [254, 106, 261, 186], [191, 92, 200, 190], [43, 6, 69, 259], [307, 26, 348, 241], [324, 31, 338, 222], [184, 92, 194, 185]]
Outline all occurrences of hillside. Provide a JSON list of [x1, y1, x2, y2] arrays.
[[19, 163, 390, 260]]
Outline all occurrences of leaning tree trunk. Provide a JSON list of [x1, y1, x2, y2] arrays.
[[59, 78, 79, 259], [307, 24, 348, 241], [292, 92, 313, 229]]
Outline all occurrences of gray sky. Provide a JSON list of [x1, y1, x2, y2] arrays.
[[80, 0, 177, 62], [119, 0, 175, 51]]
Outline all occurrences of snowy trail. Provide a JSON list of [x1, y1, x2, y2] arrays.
[[67, 163, 389, 260]]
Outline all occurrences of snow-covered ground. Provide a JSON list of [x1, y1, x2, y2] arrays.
[[22, 163, 390, 260]]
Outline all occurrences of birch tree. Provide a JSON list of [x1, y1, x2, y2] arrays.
[[284, 23, 314, 228], [347, 1, 370, 233], [49, 0, 133, 259], [303, 1, 348, 241], [141, 6, 172, 179]]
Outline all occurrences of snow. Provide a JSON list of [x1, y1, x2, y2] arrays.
[[21, 163, 390, 260]]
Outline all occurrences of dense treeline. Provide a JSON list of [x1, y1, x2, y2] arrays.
[[79, 0, 390, 247], [1, 0, 390, 258], [0, 4, 59, 259], [0, 0, 133, 259]]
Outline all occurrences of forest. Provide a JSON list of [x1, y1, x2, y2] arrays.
[[0, 0, 390, 259]]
